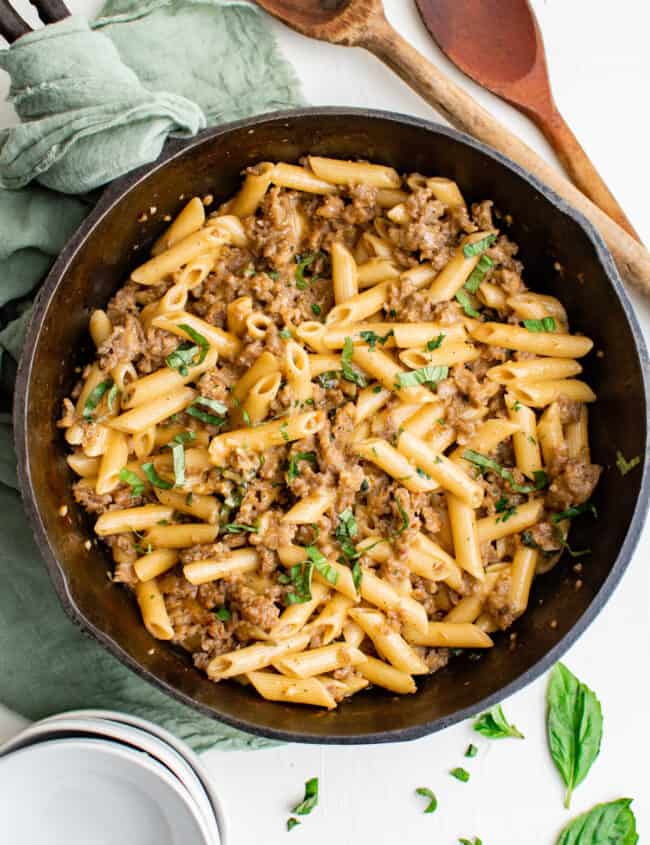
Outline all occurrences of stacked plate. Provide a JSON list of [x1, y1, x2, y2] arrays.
[[0, 709, 227, 845]]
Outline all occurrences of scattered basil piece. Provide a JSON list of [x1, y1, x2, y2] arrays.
[[416, 467, 432, 480], [168, 441, 186, 487], [306, 545, 338, 585], [178, 323, 209, 362], [280, 422, 290, 441], [311, 303, 322, 316], [395, 501, 410, 535], [286, 818, 301, 832], [187, 396, 228, 426], [83, 379, 113, 420], [523, 317, 557, 332], [316, 370, 341, 390], [292, 777, 319, 816], [360, 479, 369, 493], [464, 254, 494, 293], [166, 344, 199, 376], [222, 523, 258, 534], [267, 270, 280, 281], [214, 607, 231, 621], [616, 451, 641, 476], [359, 329, 393, 349], [119, 467, 145, 497], [556, 798, 638, 845], [473, 705, 524, 739], [281, 562, 314, 605], [342, 337, 367, 387], [106, 383, 119, 412], [295, 253, 323, 290], [463, 449, 544, 494], [456, 289, 481, 318], [547, 663, 603, 808], [415, 787, 437, 814], [279, 328, 292, 339], [463, 234, 496, 258], [426, 333, 445, 351], [287, 451, 317, 482], [459, 838, 483, 845], [396, 365, 448, 390], [551, 502, 597, 524], [141, 462, 173, 490], [495, 496, 517, 523], [465, 744, 478, 758], [450, 768, 470, 783]]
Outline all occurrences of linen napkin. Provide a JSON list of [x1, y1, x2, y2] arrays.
[[0, 0, 303, 751]]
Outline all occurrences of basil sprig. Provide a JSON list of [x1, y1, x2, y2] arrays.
[[556, 799, 638, 845], [83, 379, 113, 420], [473, 705, 524, 739], [547, 663, 603, 808]]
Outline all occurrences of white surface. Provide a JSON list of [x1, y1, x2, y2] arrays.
[[1, 1, 649, 843], [0, 715, 221, 845], [0, 737, 211, 844]]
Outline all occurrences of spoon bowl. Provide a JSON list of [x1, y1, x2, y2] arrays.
[[254, 0, 378, 44]]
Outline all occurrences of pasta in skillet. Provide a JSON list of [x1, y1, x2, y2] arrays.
[[59, 157, 601, 709]]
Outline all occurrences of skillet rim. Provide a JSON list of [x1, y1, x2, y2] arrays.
[[13, 107, 650, 743]]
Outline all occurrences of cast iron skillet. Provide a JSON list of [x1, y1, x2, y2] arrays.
[[14, 109, 650, 744]]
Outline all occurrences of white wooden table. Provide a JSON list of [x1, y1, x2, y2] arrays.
[[1, 2, 648, 842]]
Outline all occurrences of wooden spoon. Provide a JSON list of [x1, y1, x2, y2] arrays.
[[254, 0, 650, 296], [415, 0, 639, 242]]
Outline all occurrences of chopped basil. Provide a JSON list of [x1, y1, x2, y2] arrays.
[[533, 469, 549, 489], [395, 500, 410, 535], [168, 440, 186, 487], [463, 234, 496, 258], [416, 467, 432, 480], [547, 663, 603, 808], [281, 562, 314, 605], [311, 303, 322, 316], [396, 365, 448, 390], [426, 333, 445, 351], [523, 317, 556, 332], [360, 479, 369, 493], [214, 607, 231, 621], [495, 496, 517, 523], [295, 253, 323, 290], [473, 705, 524, 739], [551, 501, 597, 524], [172, 430, 196, 445], [178, 323, 209, 361], [513, 399, 522, 412], [389, 308, 397, 318], [359, 329, 393, 349], [83, 379, 113, 420], [141, 462, 173, 490], [459, 838, 483, 845], [455, 289, 480, 318], [316, 370, 341, 390], [185, 492, 194, 505], [106, 383, 119, 412], [450, 767, 470, 783], [279, 328, 292, 339], [287, 451, 317, 482], [292, 777, 319, 816], [222, 523, 258, 534], [166, 344, 200, 376], [616, 450, 640, 476], [187, 396, 228, 426], [556, 799, 637, 845], [306, 545, 338, 585], [465, 744, 478, 758], [119, 467, 145, 498], [464, 254, 494, 293], [286, 818, 300, 832], [372, 384, 382, 394], [415, 787, 437, 814], [335, 508, 359, 559], [342, 337, 367, 388], [463, 449, 545, 494], [280, 422, 289, 442]]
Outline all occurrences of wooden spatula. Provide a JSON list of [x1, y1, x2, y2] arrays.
[[415, 0, 639, 241], [253, 0, 650, 295]]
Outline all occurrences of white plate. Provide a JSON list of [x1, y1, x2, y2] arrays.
[[0, 737, 212, 845], [0, 717, 220, 845], [38, 709, 228, 845]]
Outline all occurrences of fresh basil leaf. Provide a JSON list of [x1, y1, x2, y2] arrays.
[[551, 502, 597, 524], [292, 777, 319, 816], [287, 451, 317, 482], [415, 787, 437, 814], [547, 663, 603, 808], [83, 379, 113, 420], [214, 607, 231, 621], [495, 496, 517, 523], [166, 343, 200, 376], [106, 384, 120, 412], [141, 462, 173, 490], [459, 838, 483, 845], [342, 337, 367, 388], [306, 545, 338, 585], [463, 234, 496, 258], [523, 317, 557, 332], [616, 451, 641, 476], [464, 254, 494, 293], [222, 523, 258, 534], [533, 469, 549, 489], [295, 253, 323, 290], [311, 303, 322, 316], [465, 744, 478, 758], [284, 562, 314, 605], [172, 430, 196, 445], [178, 323, 209, 363], [463, 449, 538, 494], [396, 365, 448, 390], [359, 329, 393, 349], [450, 768, 470, 783], [280, 422, 290, 442], [168, 441, 186, 487], [119, 467, 145, 498], [186, 396, 228, 426], [426, 333, 445, 351], [287, 818, 301, 832], [394, 500, 410, 535], [556, 799, 638, 845], [473, 705, 524, 739], [455, 289, 480, 318]]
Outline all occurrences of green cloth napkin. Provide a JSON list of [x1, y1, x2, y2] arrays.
[[0, 0, 303, 751]]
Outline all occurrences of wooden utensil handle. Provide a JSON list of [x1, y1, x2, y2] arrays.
[[534, 106, 640, 241], [362, 17, 650, 296]]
